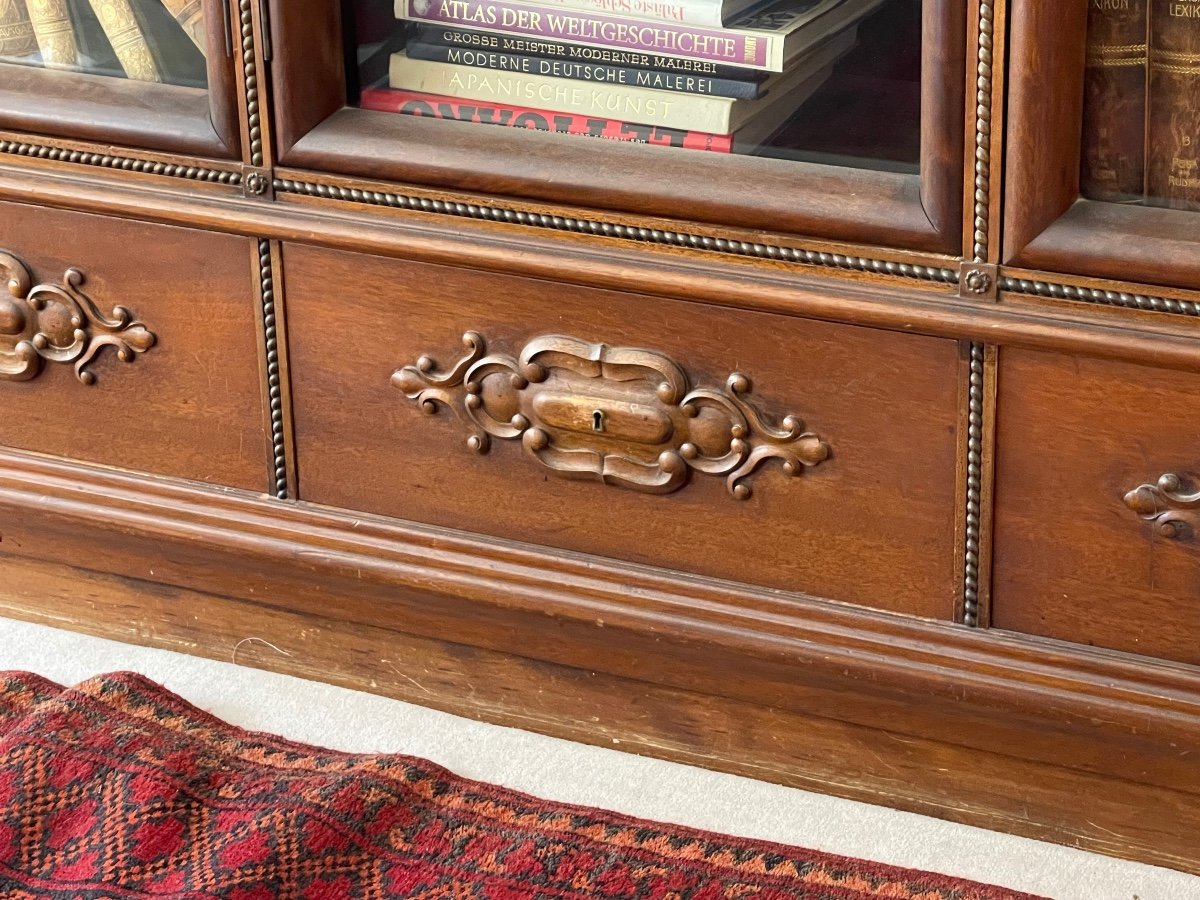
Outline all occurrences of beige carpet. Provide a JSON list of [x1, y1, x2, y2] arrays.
[[0, 615, 1195, 899]]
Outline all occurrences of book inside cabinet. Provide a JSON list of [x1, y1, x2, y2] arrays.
[[1005, 0, 1200, 289], [272, 0, 965, 252], [0, 0, 240, 155]]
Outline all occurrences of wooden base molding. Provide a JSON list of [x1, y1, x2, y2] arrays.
[[0, 449, 1198, 874]]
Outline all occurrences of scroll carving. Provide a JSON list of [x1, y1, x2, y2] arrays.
[[1123, 473, 1200, 539], [392, 332, 830, 499], [0, 251, 155, 384]]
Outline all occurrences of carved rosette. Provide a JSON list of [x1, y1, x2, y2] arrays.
[[1124, 473, 1200, 539], [0, 251, 155, 384], [392, 332, 830, 499]]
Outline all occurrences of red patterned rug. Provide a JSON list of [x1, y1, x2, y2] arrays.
[[0, 672, 1043, 899]]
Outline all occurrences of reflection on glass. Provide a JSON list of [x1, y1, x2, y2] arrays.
[[348, 0, 921, 173], [1081, 0, 1199, 212], [0, 0, 208, 87]]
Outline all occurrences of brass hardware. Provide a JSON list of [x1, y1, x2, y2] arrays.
[[959, 261, 999, 301]]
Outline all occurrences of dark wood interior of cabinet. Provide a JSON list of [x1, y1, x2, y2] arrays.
[[0, 0, 239, 158], [268, 0, 965, 253], [1003, 0, 1200, 291]]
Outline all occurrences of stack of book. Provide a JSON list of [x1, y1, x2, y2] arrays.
[[362, 0, 885, 153], [1081, 0, 1198, 210], [0, 0, 205, 84]]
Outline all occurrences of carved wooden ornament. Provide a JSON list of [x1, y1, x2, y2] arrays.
[[1124, 473, 1200, 539], [0, 251, 155, 384], [392, 332, 830, 498]]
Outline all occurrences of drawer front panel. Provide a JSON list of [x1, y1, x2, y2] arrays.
[[0, 201, 267, 491], [993, 350, 1200, 664], [285, 244, 962, 618]]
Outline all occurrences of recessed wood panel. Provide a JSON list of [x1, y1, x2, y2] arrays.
[[285, 243, 961, 618], [0, 201, 267, 491], [993, 349, 1200, 663]]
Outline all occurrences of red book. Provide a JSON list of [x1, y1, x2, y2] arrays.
[[360, 87, 733, 153]]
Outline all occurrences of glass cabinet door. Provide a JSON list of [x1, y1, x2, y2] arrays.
[[270, 0, 965, 253], [349, 0, 920, 171], [1005, 0, 1200, 290], [0, 0, 239, 157]]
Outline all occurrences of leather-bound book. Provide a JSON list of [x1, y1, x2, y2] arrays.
[[0, 0, 38, 60], [87, 0, 161, 81], [159, 0, 204, 54], [1148, 0, 1200, 209], [27, 0, 78, 68], [1081, 0, 1148, 202]]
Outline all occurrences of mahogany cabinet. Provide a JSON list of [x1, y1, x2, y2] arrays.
[[2, 0, 1200, 874]]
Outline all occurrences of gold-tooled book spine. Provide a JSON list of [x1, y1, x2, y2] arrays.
[[0, 0, 38, 59], [159, 0, 205, 55], [1148, 0, 1200, 209], [1081, 0, 1148, 201], [87, 0, 161, 81], [27, 0, 78, 68]]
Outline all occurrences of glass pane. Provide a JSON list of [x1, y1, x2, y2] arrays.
[[348, 0, 921, 174], [0, 0, 208, 88], [1081, 0, 1199, 212]]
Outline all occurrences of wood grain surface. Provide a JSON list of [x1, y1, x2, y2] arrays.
[[0, 200, 268, 490], [284, 243, 962, 619], [993, 347, 1200, 664]]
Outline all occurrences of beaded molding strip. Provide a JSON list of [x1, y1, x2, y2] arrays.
[[962, 342, 985, 628], [272, 178, 962, 284], [256, 239, 289, 500], [0, 138, 240, 185], [1000, 276, 1200, 317], [971, 0, 995, 264], [239, 0, 265, 168]]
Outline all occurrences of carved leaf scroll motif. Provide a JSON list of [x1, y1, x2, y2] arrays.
[[0, 251, 155, 384], [1124, 473, 1200, 539], [392, 332, 831, 499]]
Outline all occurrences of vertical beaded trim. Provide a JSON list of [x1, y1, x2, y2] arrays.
[[972, 0, 995, 264], [962, 343, 985, 627], [240, 0, 264, 167], [258, 239, 288, 499]]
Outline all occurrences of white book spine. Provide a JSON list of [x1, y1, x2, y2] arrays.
[[389, 50, 738, 132]]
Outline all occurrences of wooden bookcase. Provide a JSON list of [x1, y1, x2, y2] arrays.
[[2, 0, 1200, 874]]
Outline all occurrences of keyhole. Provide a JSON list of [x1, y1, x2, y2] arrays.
[[592, 410, 606, 433]]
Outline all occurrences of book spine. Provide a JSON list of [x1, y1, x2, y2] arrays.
[[411, 23, 769, 79], [390, 50, 738, 131], [26, 0, 78, 67], [361, 86, 733, 150], [159, 0, 206, 55], [87, 0, 161, 81], [0, 0, 38, 59], [1147, 0, 1200, 209], [1081, 0, 1147, 201], [405, 39, 762, 96], [395, 0, 781, 70]]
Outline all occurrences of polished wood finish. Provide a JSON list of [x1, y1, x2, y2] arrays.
[[993, 348, 1200, 664], [0, 201, 268, 490], [2, 546, 1200, 875], [0, 70, 230, 158], [2, 449, 1200, 808], [286, 244, 960, 617], [269, 0, 966, 254], [2, 0, 1200, 877], [1003, 0, 1200, 291], [0, 0, 239, 158]]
